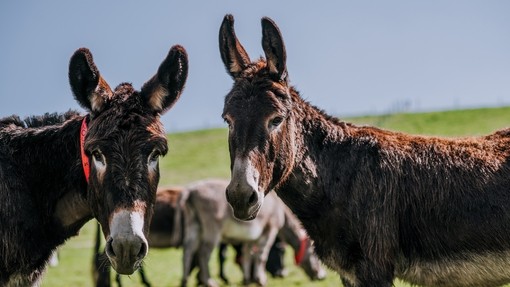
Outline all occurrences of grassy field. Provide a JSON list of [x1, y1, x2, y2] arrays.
[[41, 106, 510, 287]]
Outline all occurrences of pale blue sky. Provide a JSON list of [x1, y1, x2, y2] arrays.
[[1, 1, 509, 132]]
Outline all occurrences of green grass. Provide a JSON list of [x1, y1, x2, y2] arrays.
[[348, 106, 510, 137], [159, 128, 231, 186], [41, 106, 510, 286]]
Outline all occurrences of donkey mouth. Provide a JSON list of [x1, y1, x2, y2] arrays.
[[230, 193, 264, 221], [231, 198, 262, 221], [108, 259, 142, 275]]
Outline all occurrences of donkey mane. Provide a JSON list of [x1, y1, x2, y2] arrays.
[[290, 89, 354, 131], [0, 110, 81, 129]]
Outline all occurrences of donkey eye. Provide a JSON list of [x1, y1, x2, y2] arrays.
[[269, 116, 284, 128], [224, 118, 233, 130], [91, 150, 106, 171], [148, 150, 161, 166], [92, 150, 105, 165]]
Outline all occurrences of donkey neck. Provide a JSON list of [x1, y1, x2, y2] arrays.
[[290, 89, 347, 148], [5, 116, 92, 229], [290, 90, 348, 172], [9, 117, 86, 189], [275, 91, 350, 216]]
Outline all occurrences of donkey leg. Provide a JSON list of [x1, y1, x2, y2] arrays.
[[266, 238, 286, 278], [251, 227, 279, 286], [115, 274, 121, 287], [218, 243, 229, 284], [196, 239, 219, 287], [241, 244, 254, 285], [181, 222, 200, 287], [138, 265, 151, 287]]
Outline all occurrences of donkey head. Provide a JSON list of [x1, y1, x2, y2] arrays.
[[298, 240, 327, 281], [69, 46, 188, 274], [220, 15, 296, 220]]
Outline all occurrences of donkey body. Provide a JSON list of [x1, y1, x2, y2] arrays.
[[0, 45, 188, 286], [182, 179, 324, 287], [220, 14, 510, 287], [182, 179, 282, 287], [148, 186, 187, 249], [218, 204, 327, 284]]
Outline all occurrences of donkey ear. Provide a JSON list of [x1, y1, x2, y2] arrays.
[[261, 17, 287, 82], [219, 14, 251, 79], [69, 48, 113, 114], [140, 45, 188, 114]]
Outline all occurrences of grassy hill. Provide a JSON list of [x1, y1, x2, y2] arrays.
[[350, 106, 510, 137], [158, 128, 230, 186], [42, 106, 510, 287]]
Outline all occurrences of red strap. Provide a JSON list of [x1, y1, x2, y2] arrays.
[[295, 237, 308, 265], [80, 117, 90, 183]]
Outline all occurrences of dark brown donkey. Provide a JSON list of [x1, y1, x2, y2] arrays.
[[0, 45, 188, 286], [220, 14, 510, 287]]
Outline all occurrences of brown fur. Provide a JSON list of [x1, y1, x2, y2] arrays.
[[220, 14, 510, 287]]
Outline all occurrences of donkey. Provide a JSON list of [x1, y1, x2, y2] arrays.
[[182, 179, 324, 287], [219, 14, 510, 287], [182, 179, 282, 287], [218, 204, 327, 284], [0, 45, 188, 286]]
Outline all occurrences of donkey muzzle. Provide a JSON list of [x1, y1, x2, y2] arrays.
[[105, 210, 148, 274], [226, 180, 263, 221], [227, 157, 264, 220]]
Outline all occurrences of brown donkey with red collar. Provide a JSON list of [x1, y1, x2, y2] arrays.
[[0, 45, 187, 286]]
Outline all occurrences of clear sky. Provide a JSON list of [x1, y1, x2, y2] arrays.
[[1, 1, 509, 132]]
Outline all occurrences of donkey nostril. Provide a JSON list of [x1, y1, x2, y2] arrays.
[[105, 238, 116, 257], [248, 191, 258, 206], [137, 242, 148, 259], [225, 188, 231, 202]]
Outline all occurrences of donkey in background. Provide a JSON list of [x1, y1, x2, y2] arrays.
[[0, 45, 188, 286], [181, 179, 325, 287], [220, 14, 510, 287], [217, 204, 326, 284]]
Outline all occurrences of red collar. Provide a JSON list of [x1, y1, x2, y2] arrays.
[[80, 117, 90, 183], [295, 237, 309, 265]]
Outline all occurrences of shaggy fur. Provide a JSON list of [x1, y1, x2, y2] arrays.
[[0, 45, 187, 286], [220, 14, 510, 287]]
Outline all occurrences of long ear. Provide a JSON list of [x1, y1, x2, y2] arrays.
[[219, 14, 251, 79], [140, 45, 188, 114], [69, 48, 113, 113], [261, 17, 287, 82]]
